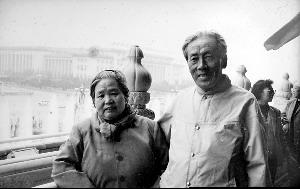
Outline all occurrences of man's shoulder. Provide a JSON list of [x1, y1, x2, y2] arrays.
[[171, 86, 195, 102], [160, 86, 194, 116], [177, 86, 195, 95], [227, 85, 255, 99], [74, 117, 92, 133]]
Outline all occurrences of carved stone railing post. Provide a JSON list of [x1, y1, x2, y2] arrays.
[[124, 45, 155, 120]]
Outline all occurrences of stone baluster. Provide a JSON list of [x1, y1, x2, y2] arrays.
[[123, 45, 155, 120]]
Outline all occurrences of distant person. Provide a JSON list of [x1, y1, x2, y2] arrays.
[[278, 73, 293, 100], [251, 79, 285, 185], [10, 116, 19, 137], [232, 64, 251, 90], [52, 70, 168, 188], [158, 30, 268, 187], [282, 82, 300, 187], [78, 85, 86, 105], [32, 116, 38, 135]]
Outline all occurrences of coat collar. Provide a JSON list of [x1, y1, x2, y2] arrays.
[[292, 98, 300, 115], [91, 107, 136, 141], [287, 98, 300, 120]]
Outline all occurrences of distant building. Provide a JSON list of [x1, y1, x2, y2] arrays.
[[0, 46, 186, 85]]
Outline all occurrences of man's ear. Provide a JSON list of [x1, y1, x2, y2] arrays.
[[220, 55, 227, 68]]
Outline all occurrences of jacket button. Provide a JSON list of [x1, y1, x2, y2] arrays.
[[119, 175, 125, 182], [195, 123, 200, 130], [117, 155, 123, 161], [187, 182, 191, 187]]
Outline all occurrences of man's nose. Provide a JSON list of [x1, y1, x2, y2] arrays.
[[196, 58, 206, 69]]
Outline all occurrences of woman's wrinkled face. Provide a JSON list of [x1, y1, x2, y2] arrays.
[[94, 78, 126, 121], [186, 36, 223, 91]]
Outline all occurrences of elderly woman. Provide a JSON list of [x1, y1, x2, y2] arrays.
[[251, 79, 285, 185], [51, 70, 168, 188]]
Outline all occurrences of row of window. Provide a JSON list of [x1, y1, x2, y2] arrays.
[[0, 53, 33, 73], [0, 50, 184, 84]]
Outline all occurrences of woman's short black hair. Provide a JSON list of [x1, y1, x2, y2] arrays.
[[90, 70, 129, 106], [251, 79, 274, 100]]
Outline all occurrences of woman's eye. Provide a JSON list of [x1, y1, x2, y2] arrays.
[[97, 94, 104, 99]]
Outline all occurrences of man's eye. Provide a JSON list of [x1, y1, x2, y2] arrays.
[[190, 57, 198, 62], [204, 55, 212, 61]]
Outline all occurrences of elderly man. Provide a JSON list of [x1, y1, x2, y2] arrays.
[[158, 31, 268, 187], [282, 82, 300, 186]]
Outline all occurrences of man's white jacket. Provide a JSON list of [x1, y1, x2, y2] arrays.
[[158, 75, 268, 187]]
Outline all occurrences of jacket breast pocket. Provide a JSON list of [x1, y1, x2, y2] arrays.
[[214, 121, 243, 154]]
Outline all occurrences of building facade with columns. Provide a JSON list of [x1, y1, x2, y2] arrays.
[[0, 46, 186, 85]]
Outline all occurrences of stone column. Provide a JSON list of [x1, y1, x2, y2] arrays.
[[124, 45, 155, 120]]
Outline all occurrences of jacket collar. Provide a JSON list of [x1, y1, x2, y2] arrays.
[[196, 74, 232, 95]]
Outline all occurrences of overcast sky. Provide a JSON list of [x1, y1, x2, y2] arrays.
[[0, 0, 299, 88]]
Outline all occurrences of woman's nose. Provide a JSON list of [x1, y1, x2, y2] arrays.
[[104, 96, 113, 103]]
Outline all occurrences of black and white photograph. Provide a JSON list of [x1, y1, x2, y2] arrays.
[[0, 0, 299, 187]]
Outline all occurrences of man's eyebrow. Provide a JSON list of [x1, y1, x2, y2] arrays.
[[203, 51, 213, 55], [189, 50, 199, 56]]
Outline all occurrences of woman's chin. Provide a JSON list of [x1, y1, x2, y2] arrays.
[[103, 115, 116, 121], [101, 108, 126, 122], [103, 113, 122, 122]]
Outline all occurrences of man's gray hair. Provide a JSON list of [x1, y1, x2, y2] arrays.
[[182, 31, 227, 68]]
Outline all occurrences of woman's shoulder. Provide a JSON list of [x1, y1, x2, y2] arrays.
[[133, 115, 158, 137], [73, 117, 93, 134], [134, 114, 156, 126]]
